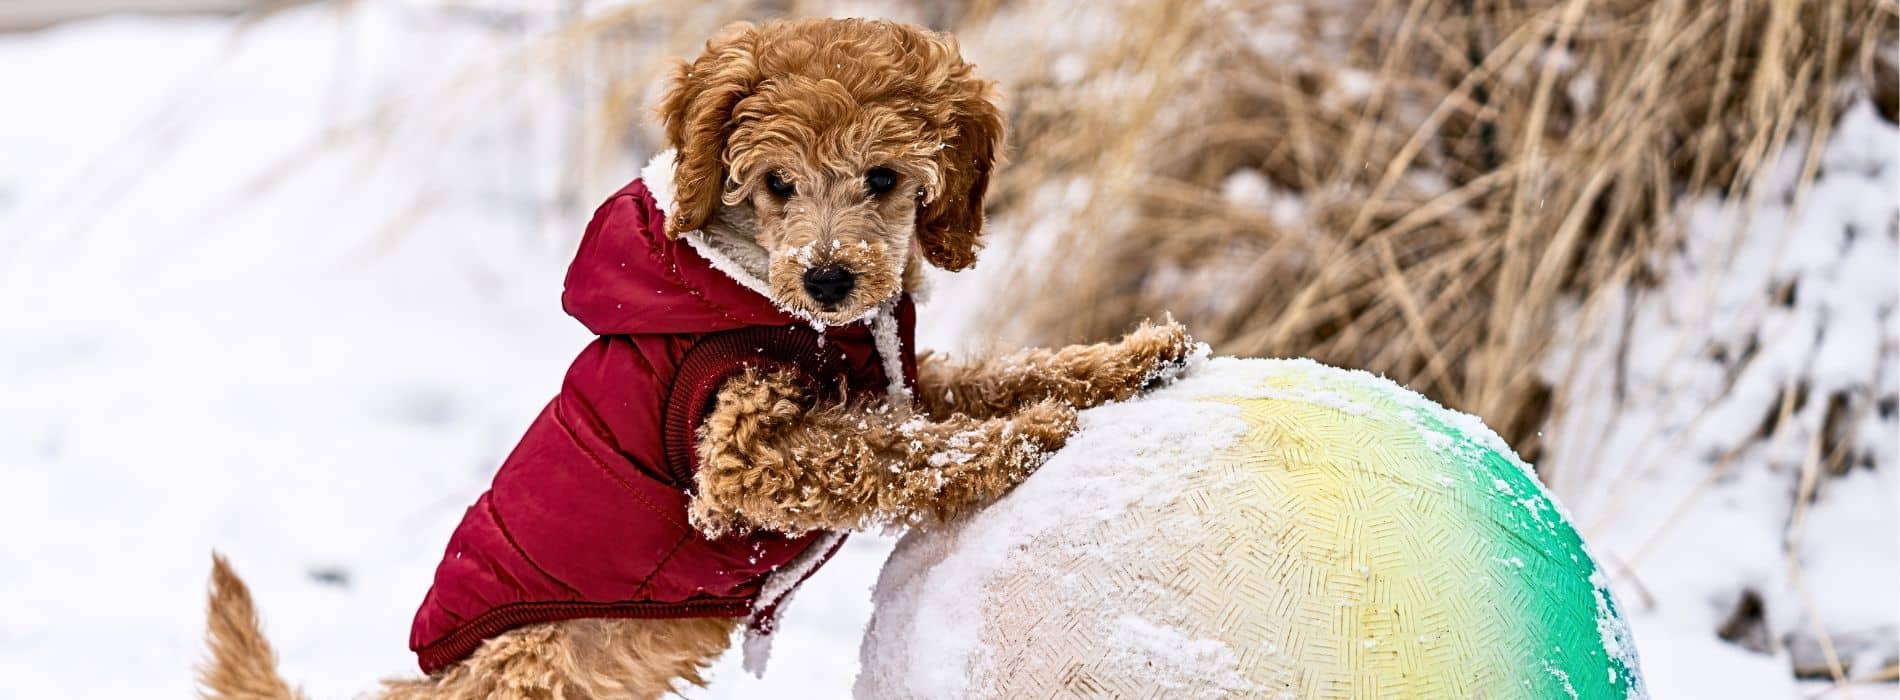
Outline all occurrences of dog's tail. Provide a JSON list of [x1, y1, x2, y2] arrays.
[[198, 554, 305, 700]]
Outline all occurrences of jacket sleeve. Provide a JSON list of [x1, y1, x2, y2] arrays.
[[660, 327, 839, 491]]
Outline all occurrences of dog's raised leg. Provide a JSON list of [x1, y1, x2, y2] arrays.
[[689, 369, 1078, 537], [914, 318, 1197, 420]]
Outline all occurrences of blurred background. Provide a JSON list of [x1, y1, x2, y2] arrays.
[[0, 0, 1894, 697]]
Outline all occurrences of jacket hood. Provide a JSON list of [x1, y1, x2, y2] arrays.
[[561, 151, 802, 336]]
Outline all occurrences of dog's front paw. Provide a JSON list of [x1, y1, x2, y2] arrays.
[[687, 500, 748, 540], [1003, 399, 1079, 481], [1007, 399, 1080, 465], [1117, 317, 1199, 394]]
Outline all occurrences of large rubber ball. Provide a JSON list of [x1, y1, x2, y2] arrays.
[[858, 357, 1645, 699]]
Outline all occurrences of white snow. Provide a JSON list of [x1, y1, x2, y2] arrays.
[[1102, 614, 1254, 698], [0, 6, 596, 698], [0, 6, 913, 698], [2, 3, 1894, 699], [1542, 97, 1900, 696]]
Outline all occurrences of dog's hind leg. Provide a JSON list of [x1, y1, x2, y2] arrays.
[[913, 318, 1195, 420], [689, 368, 1078, 537], [203, 557, 733, 700], [381, 618, 737, 700]]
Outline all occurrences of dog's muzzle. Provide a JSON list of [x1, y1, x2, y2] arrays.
[[802, 266, 856, 306]]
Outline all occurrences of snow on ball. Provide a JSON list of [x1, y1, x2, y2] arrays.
[[858, 357, 1646, 699]]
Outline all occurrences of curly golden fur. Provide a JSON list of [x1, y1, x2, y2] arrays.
[[196, 18, 1194, 700], [689, 318, 1193, 537], [911, 319, 1197, 421], [660, 18, 1003, 325], [379, 618, 737, 700], [690, 371, 1078, 536]]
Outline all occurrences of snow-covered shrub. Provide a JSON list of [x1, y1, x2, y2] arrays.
[[1543, 100, 1899, 693]]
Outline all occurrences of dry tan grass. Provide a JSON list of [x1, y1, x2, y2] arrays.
[[939, 0, 1897, 464]]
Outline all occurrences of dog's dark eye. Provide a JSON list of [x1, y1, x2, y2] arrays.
[[864, 167, 898, 196], [764, 171, 795, 198]]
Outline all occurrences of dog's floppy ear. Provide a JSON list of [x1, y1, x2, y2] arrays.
[[656, 22, 762, 237], [917, 66, 1005, 271]]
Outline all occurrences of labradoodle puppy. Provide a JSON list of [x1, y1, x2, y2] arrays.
[[198, 18, 1194, 700]]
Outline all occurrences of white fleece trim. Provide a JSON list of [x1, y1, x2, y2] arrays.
[[868, 299, 913, 406], [640, 148, 681, 228], [743, 530, 847, 677], [645, 147, 817, 325], [682, 231, 777, 302], [645, 147, 810, 324]]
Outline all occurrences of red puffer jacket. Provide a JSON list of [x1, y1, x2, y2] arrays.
[[408, 176, 918, 674]]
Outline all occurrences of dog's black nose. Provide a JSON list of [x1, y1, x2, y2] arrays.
[[802, 266, 856, 306]]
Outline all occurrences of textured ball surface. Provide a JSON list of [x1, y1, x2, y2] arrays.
[[858, 357, 1645, 699]]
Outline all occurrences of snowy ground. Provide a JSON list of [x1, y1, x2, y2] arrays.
[[1544, 100, 1900, 698], [1, 5, 1894, 699], [0, 6, 905, 697]]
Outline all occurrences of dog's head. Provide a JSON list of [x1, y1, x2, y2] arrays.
[[657, 18, 1004, 323]]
